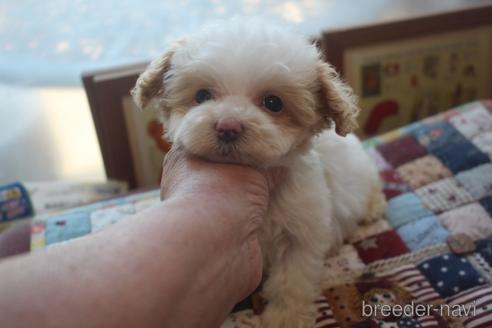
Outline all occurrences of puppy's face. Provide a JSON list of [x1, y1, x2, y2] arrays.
[[132, 20, 359, 166]]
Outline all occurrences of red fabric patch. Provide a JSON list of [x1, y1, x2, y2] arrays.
[[379, 170, 410, 199], [377, 134, 427, 167], [353, 230, 409, 264]]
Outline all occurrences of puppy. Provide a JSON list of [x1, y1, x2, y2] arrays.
[[132, 19, 386, 328]]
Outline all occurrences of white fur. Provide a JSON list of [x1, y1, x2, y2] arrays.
[[170, 18, 320, 97], [133, 18, 386, 328], [259, 132, 383, 327], [314, 130, 385, 239]]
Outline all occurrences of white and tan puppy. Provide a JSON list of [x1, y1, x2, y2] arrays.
[[132, 19, 386, 328]]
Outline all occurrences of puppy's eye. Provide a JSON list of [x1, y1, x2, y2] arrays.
[[195, 89, 213, 104], [262, 95, 283, 113]]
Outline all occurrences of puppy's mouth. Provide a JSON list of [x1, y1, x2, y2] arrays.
[[184, 134, 256, 165], [217, 143, 238, 157], [214, 137, 249, 163]]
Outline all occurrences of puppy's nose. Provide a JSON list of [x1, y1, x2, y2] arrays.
[[215, 118, 243, 142]]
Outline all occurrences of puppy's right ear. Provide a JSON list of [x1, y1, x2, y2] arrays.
[[131, 44, 179, 110]]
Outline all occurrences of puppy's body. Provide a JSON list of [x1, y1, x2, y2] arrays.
[[315, 130, 386, 234], [132, 19, 386, 327], [260, 131, 383, 326]]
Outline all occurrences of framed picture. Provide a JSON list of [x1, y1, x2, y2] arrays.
[[82, 63, 170, 189], [319, 5, 492, 138]]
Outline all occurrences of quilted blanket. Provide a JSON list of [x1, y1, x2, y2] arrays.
[[223, 100, 492, 328]]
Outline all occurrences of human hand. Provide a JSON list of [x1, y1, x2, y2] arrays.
[[0, 148, 285, 328], [160, 146, 285, 299]]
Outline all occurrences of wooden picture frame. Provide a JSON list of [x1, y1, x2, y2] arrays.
[[84, 5, 492, 188], [83, 63, 169, 190], [319, 5, 492, 138]]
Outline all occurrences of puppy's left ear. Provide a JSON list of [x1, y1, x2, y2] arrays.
[[316, 61, 359, 136]]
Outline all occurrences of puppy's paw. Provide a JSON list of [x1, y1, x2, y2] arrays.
[[261, 302, 316, 328]]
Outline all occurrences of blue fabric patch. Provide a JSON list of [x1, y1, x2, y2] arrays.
[[352, 317, 421, 328], [480, 196, 492, 217], [414, 122, 489, 173], [402, 121, 424, 135], [396, 317, 421, 328], [414, 121, 460, 152], [385, 193, 434, 227], [397, 216, 449, 251], [456, 164, 492, 200], [45, 213, 91, 245], [475, 239, 492, 267], [433, 141, 490, 174], [418, 253, 486, 298]]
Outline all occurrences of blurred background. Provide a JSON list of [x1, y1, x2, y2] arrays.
[[1, 0, 492, 185]]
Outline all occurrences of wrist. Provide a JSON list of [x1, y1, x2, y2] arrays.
[[149, 197, 258, 325]]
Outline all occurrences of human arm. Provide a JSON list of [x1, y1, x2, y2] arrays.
[[0, 149, 282, 327]]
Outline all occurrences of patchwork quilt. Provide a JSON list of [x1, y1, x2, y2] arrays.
[[223, 100, 492, 328], [29, 100, 492, 327]]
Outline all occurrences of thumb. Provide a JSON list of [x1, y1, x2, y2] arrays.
[[264, 167, 287, 192]]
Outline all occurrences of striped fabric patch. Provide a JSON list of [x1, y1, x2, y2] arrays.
[[416, 315, 440, 328], [384, 264, 441, 303], [447, 285, 492, 328], [314, 296, 339, 328]]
